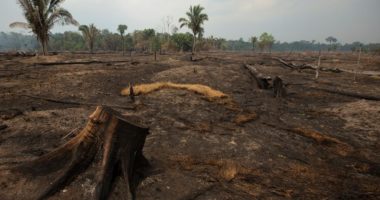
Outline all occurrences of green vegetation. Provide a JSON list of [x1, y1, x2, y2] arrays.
[[9, 0, 78, 55], [326, 36, 338, 51], [258, 32, 275, 53], [2, 2, 380, 54], [179, 5, 209, 55], [2, 31, 380, 54], [79, 24, 99, 54]]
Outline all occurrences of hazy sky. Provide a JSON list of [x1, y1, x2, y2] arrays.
[[1, 0, 380, 43]]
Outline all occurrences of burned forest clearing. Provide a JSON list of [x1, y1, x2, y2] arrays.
[[0, 52, 379, 199]]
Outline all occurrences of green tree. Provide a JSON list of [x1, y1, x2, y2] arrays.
[[326, 36, 338, 51], [125, 33, 134, 56], [258, 32, 275, 53], [151, 34, 161, 60], [179, 5, 209, 55], [171, 33, 193, 52], [117, 24, 128, 55], [79, 24, 98, 54], [10, 0, 78, 55]]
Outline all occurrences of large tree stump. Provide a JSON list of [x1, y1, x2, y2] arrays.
[[273, 76, 286, 98], [11, 106, 150, 200]]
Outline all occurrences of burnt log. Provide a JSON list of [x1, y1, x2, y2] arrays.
[[243, 64, 271, 89], [34, 59, 130, 66], [11, 106, 150, 200], [310, 87, 380, 101], [21, 94, 135, 110], [272, 57, 343, 73]]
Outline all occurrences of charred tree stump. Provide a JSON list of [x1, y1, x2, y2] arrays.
[[11, 106, 150, 200], [130, 83, 135, 102], [273, 76, 286, 98]]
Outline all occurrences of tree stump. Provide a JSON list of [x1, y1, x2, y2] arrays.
[[11, 106, 150, 200], [273, 76, 286, 98]]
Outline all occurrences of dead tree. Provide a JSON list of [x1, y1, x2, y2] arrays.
[[273, 57, 343, 73], [315, 50, 321, 79], [354, 47, 362, 82], [243, 64, 271, 89], [11, 106, 150, 200], [273, 76, 286, 98]]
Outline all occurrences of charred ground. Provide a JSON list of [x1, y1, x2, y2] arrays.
[[0, 52, 379, 199]]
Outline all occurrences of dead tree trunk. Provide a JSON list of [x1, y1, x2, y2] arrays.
[[243, 64, 271, 89], [354, 47, 362, 82], [273, 76, 286, 98], [11, 106, 150, 200], [315, 50, 321, 80]]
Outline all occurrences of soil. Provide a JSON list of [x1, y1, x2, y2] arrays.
[[0, 51, 379, 199]]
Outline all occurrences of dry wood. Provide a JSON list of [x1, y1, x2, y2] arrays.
[[129, 83, 135, 102], [12, 106, 150, 200], [273, 57, 343, 73], [315, 50, 321, 79], [34, 59, 130, 66], [21, 94, 135, 110], [243, 64, 271, 89], [273, 76, 286, 98], [310, 87, 380, 101]]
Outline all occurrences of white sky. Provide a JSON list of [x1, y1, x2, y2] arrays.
[[1, 0, 380, 43]]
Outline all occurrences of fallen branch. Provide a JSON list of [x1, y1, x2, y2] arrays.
[[34, 59, 130, 66], [21, 94, 135, 109], [310, 87, 380, 101], [263, 122, 344, 145], [272, 57, 343, 73]]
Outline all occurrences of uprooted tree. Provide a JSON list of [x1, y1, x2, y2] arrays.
[[11, 106, 150, 200]]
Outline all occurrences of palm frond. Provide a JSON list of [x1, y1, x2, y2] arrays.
[[9, 22, 30, 29], [47, 7, 78, 28]]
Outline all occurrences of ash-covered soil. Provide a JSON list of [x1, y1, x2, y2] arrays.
[[0, 52, 379, 199]]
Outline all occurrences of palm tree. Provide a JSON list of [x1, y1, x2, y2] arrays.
[[117, 24, 128, 55], [10, 0, 78, 55], [326, 36, 338, 51], [179, 5, 208, 55], [79, 24, 98, 54]]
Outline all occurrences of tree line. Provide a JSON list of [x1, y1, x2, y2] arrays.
[[3, 0, 380, 55], [2, 31, 380, 54]]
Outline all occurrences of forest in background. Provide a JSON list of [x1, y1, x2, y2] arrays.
[[1, 31, 380, 53]]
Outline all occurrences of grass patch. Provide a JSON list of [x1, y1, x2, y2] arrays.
[[121, 82, 228, 100]]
